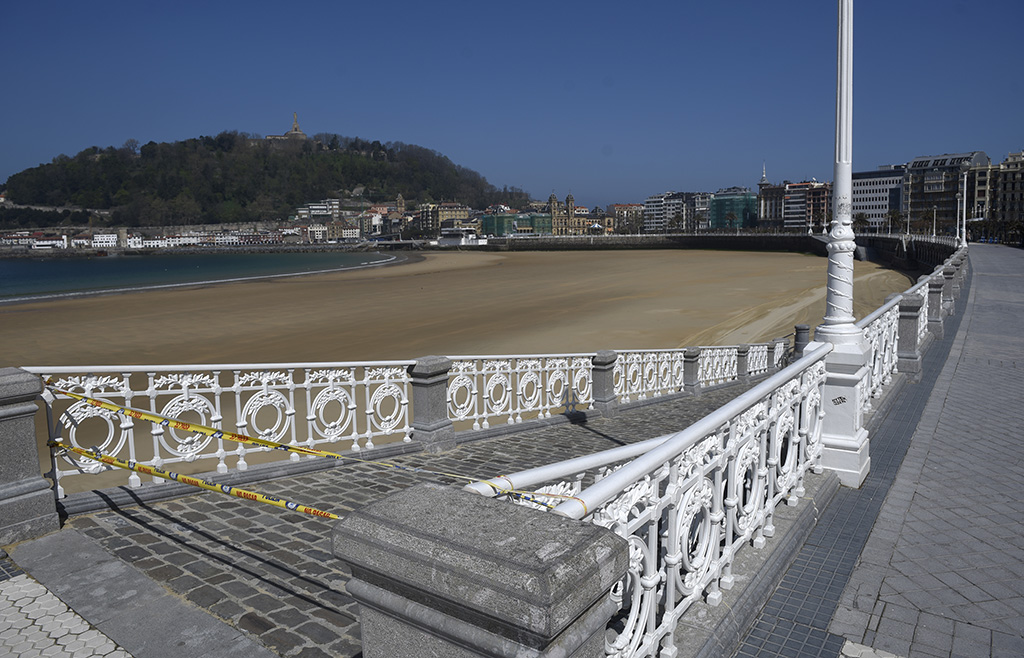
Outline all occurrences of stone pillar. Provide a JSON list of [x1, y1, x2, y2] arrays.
[[408, 356, 455, 453], [0, 368, 59, 545], [811, 339, 871, 488], [736, 344, 751, 384], [334, 483, 628, 658], [683, 347, 702, 397], [896, 292, 924, 378], [928, 274, 946, 340], [590, 350, 618, 418], [942, 264, 956, 315], [794, 324, 811, 358]]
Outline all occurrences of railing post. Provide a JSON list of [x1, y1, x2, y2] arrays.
[[794, 324, 811, 358], [683, 347, 702, 397], [408, 356, 455, 453], [947, 258, 962, 300], [928, 274, 946, 339], [333, 483, 628, 658], [896, 292, 924, 378], [942, 263, 957, 314], [0, 368, 59, 545], [590, 350, 618, 418], [736, 344, 751, 384]]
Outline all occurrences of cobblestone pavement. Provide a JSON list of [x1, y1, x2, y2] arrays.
[[736, 244, 1024, 658], [7, 382, 753, 658], [1, 557, 131, 658]]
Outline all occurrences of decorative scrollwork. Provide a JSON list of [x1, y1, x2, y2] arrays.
[[447, 373, 477, 421], [369, 383, 406, 433], [58, 399, 127, 472], [157, 394, 215, 458], [673, 477, 716, 596], [606, 534, 657, 658], [732, 439, 764, 535], [240, 390, 290, 441], [311, 385, 355, 440]]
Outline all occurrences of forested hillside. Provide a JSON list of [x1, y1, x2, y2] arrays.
[[2, 132, 530, 227]]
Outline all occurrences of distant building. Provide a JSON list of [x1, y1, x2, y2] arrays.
[[986, 150, 1024, 226], [418, 203, 471, 236], [904, 151, 989, 228], [265, 113, 309, 143], [710, 187, 757, 229], [757, 165, 785, 228], [607, 204, 643, 233], [851, 166, 904, 232], [780, 181, 831, 232], [481, 213, 553, 237]]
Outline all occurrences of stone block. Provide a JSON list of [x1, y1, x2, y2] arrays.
[[333, 483, 627, 657]]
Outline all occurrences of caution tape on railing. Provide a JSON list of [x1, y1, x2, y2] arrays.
[[46, 384, 587, 512], [55, 443, 339, 519]]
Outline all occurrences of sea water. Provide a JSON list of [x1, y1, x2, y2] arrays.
[[0, 251, 395, 303]]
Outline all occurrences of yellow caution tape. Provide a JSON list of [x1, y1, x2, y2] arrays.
[[57, 443, 339, 519], [47, 384, 588, 512]]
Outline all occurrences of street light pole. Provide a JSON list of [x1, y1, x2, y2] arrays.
[[818, 0, 858, 342], [933, 205, 937, 237]]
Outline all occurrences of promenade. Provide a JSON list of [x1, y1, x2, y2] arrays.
[[2, 243, 1021, 658]]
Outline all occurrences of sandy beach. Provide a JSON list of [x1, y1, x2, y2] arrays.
[[2, 249, 914, 368]]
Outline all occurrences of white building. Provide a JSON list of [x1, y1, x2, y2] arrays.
[[852, 166, 905, 231], [91, 233, 119, 249]]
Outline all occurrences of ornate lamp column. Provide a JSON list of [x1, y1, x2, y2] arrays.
[[810, 0, 871, 487]]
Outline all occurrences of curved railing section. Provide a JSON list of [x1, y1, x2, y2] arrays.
[[857, 297, 900, 411], [468, 345, 832, 657]]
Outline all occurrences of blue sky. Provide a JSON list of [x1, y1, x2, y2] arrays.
[[2, 0, 1021, 210]]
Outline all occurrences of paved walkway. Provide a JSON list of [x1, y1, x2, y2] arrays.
[[736, 243, 1024, 658], [3, 244, 1018, 658], [2, 379, 754, 658]]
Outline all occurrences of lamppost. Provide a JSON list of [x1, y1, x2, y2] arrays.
[[933, 205, 937, 237]]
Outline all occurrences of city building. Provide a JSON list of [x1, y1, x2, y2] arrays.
[[903, 151, 989, 230], [781, 181, 831, 232], [851, 166, 904, 232], [758, 166, 785, 229], [608, 204, 644, 232], [989, 150, 1024, 225], [709, 187, 757, 229], [480, 213, 553, 237], [642, 192, 689, 233]]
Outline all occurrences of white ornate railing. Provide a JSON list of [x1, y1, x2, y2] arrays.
[[27, 362, 414, 497], [748, 344, 769, 376], [857, 298, 900, 413], [613, 350, 686, 402], [446, 354, 595, 430], [698, 346, 739, 387], [468, 345, 832, 658]]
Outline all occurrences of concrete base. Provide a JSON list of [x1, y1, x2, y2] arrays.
[[334, 483, 627, 657], [821, 428, 870, 488], [0, 479, 59, 546]]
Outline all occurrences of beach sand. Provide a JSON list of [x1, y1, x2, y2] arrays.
[[2, 249, 914, 368]]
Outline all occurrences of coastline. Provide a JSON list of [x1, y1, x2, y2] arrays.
[[0, 250, 418, 306], [1, 249, 914, 369]]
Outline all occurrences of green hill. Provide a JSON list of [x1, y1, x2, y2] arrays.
[[2, 132, 530, 228]]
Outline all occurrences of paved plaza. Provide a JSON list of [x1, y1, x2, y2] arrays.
[[2, 244, 1022, 658]]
